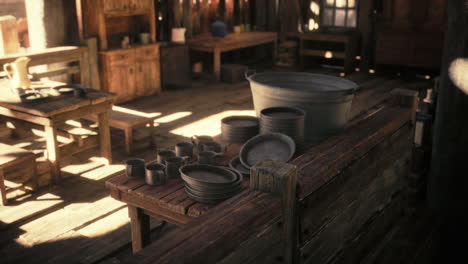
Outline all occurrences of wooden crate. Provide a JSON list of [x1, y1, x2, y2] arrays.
[[221, 64, 248, 83], [0, 15, 20, 56]]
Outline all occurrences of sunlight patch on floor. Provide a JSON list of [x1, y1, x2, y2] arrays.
[[113, 106, 161, 118], [154, 111, 192, 124], [0, 193, 63, 225], [62, 157, 105, 176], [78, 207, 129, 237], [79, 164, 125, 181], [18, 196, 124, 245], [170, 110, 255, 137]]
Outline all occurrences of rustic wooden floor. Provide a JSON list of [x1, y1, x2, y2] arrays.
[[0, 68, 436, 264]]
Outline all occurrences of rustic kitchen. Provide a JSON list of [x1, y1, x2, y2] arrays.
[[0, 0, 467, 263]]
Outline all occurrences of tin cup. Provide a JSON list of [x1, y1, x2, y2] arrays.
[[157, 149, 176, 164], [145, 163, 167, 185], [175, 142, 194, 160], [198, 151, 224, 166], [165, 156, 189, 179], [125, 158, 145, 179]]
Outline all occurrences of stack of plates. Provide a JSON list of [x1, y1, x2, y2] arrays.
[[259, 107, 305, 148], [221, 116, 259, 144], [180, 164, 243, 204], [229, 156, 250, 177]]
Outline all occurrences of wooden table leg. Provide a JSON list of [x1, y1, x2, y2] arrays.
[[98, 111, 112, 164], [128, 205, 150, 253], [272, 40, 278, 64], [149, 122, 156, 148], [0, 168, 7, 205], [124, 127, 133, 155], [213, 48, 221, 81], [44, 125, 61, 183]]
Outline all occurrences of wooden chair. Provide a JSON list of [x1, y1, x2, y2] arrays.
[[0, 143, 37, 205]]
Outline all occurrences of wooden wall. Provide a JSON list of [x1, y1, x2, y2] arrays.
[[158, 0, 277, 41]]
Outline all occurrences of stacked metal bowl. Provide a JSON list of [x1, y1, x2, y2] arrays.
[[221, 116, 259, 144], [259, 106, 305, 148], [180, 164, 243, 204]]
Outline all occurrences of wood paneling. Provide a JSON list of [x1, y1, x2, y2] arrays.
[[375, 0, 448, 68]]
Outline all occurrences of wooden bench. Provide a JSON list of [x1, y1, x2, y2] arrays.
[[88, 106, 157, 154], [0, 143, 37, 205]]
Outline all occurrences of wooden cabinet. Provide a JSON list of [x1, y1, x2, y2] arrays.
[[82, 0, 156, 50], [160, 44, 191, 89], [100, 44, 160, 103], [82, 0, 161, 103]]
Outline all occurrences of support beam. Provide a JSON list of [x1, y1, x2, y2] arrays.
[[427, 0, 468, 261]]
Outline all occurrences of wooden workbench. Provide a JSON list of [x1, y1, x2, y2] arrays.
[[189, 32, 278, 80], [0, 87, 115, 183]]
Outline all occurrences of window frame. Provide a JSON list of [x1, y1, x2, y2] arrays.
[[321, 0, 359, 29]]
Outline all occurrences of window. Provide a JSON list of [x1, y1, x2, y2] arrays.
[[322, 0, 357, 28]]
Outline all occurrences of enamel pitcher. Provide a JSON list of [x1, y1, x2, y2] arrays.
[[3, 57, 31, 89]]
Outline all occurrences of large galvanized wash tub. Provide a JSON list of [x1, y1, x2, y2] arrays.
[[246, 72, 358, 141]]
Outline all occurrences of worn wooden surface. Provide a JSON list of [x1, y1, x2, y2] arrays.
[[189, 32, 277, 80], [0, 70, 432, 264]]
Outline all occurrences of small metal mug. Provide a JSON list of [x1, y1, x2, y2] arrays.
[[198, 151, 224, 165], [191, 135, 213, 152], [157, 149, 176, 164], [201, 141, 223, 153], [165, 156, 189, 179], [145, 163, 167, 185], [175, 142, 194, 159], [125, 158, 145, 179]]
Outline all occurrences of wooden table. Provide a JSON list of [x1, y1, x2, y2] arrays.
[[0, 87, 115, 183], [189, 32, 278, 81], [290, 31, 359, 73], [106, 142, 244, 253]]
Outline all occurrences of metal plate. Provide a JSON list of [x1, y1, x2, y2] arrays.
[[180, 164, 238, 186], [239, 133, 295, 169], [229, 156, 250, 177]]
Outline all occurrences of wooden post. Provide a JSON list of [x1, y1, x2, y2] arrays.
[[183, 0, 193, 39], [427, 0, 468, 260], [251, 161, 299, 264], [85, 38, 101, 90]]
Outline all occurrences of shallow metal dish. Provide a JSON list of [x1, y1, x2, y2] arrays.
[[239, 132, 295, 169]]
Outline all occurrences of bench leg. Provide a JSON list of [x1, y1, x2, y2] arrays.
[[0, 169, 7, 205], [149, 122, 156, 148], [124, 128, 133, 155], [128, 205, 150, 253]]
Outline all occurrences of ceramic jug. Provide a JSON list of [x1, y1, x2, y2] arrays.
[[3, 57, 31, 89], [171, 27, 186, 43]]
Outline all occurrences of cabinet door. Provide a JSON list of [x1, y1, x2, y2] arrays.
[[135, 59, 160, 97], [107, 64, 136, 102]]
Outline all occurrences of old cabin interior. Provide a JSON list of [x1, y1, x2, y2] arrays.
[[0, 0, 467, 263]]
